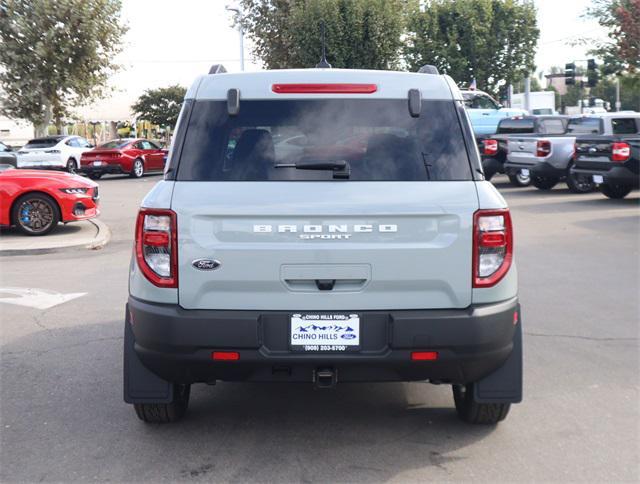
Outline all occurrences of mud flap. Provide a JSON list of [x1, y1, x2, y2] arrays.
[[473, 307, 523, 404], [123, 305, 174, 404]]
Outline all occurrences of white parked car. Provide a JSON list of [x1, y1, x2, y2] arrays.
[[17, 135, 94, 172]]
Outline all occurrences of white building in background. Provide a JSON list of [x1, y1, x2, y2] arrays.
[[0, 116, 33, 147]]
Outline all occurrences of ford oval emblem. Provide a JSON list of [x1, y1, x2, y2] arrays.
[[192, 259, 221, 271]]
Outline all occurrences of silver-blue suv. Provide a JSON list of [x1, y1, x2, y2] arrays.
[[124, 65, 523, 425]]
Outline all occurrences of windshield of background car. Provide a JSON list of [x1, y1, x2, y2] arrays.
[[462, 93, 499, 110], [99, 140, 131, 149], [176, 99, 473, 181], [24, 138, 61, 149], [567, 118, 602, 134], [497, 118, 535, 133]]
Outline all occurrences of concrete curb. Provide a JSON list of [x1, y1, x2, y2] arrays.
[[0, 219, 111, 256]]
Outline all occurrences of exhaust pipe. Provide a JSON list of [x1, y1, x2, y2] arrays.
[[314, 368, 337, 389]]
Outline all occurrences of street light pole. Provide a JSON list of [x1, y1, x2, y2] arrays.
[[226, 6, 245, 71]]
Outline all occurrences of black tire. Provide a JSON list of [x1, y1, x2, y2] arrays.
[[66, 158, 78, 173], [453, 383, 510, 425], [133, 384, 190, 423], [11, 192, 61, 236], [601, 183, 633, 199], [88, 173, 102, 180], [566, 164, 595, 193], [130, 158, 144, 178], [531, 175, 558, 190], [508, 171, 531, 187]]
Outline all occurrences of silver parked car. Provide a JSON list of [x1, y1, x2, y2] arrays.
[[504, 112, 640, 192]]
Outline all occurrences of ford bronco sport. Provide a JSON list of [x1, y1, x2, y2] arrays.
[[124, 65, 523, 425]]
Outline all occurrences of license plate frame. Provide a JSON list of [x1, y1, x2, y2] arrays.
[[592, 175, 604, 184], [290, 313, 360, 352], [93, 160, 103, 166]]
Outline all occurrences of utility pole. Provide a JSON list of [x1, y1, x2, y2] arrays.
[[226, 5, 245, 71], [524, 77, 531, 114], [615, 77, 621, 112]]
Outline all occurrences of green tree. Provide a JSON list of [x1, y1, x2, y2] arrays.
[[585, 0, 639, 73], [131, 85, 187, 128], [239, 0, 405, 69], [404, 0, 539, 96], [0, 0, 127, 136]]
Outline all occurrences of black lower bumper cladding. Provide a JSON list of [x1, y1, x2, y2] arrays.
[[124, 297, 523, 404]]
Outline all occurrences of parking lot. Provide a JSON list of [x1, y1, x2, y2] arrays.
[[1, 175, 638, 482]]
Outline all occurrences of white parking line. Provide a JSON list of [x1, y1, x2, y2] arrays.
[[0, 287, 87, 310]]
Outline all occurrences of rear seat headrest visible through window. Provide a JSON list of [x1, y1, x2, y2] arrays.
[[231, 129, 275, 180]]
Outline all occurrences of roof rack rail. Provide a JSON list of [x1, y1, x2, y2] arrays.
[[209, 64, 227, 74], [418, 65, 439, 75]]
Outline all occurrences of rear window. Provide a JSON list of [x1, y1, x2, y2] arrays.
[[176, 99, 472, 181], [567, 118, 602, 134], [540, 119, 567, 135], [24, 138, 61, 148], [99, 140, 131, 149], [611, 118, 638, 135], [496, 118, 535, 134]]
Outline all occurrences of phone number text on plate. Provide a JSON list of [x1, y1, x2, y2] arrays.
[[303, 345, 348, 352]]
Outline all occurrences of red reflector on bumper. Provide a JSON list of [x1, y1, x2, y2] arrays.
[[411, 351, 439, 361], [212, 351, 240, 361]]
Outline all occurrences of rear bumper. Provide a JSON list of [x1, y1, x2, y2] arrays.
[[504, 160, 563, 178], [126, 296, 521, 385], [571, 165, 640, 188], [79, 163, 125, 175]]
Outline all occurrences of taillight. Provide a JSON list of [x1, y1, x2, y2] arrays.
[[135, 208, 177, 288], [483, 139, 498, 156], [536, 140, 551, 157], [473, 209, 513, 288], [611, 142, 630, 162]]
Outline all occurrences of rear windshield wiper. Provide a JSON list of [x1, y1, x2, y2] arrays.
[[274, 160, 351, 179]]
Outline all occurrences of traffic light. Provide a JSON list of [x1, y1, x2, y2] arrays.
[[565, 62, 576, 85], [587, 59, 598, 87]]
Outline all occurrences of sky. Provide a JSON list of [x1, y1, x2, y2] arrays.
[[77, 0, 610, 120]]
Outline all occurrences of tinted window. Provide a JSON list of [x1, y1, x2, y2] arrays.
[[99, 140, 131, 149], [496, 118, 535, 134], [0, 142, 8, 152], [24, 138, 61, 148], [462, 93, 498, 110], [176, 99, 472, 182], [567, 118, 602, 134], [611, 118, 638, 135], [541, 119, 566, 134]]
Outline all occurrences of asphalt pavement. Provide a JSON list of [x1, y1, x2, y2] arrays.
[[1, 174, 638, 482]]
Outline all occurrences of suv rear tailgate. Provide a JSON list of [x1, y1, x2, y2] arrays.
[[173, 181, 478, 311]]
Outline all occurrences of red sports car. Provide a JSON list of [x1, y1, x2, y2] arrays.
[[79, 138, 168, 179], [0, 167, 99, 235]]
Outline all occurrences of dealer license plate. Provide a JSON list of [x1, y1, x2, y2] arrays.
[[290, 313, 360, 352], [93, 160, 103, 166], [593, 175, 604, 184], [520, 169, 530, 176]]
